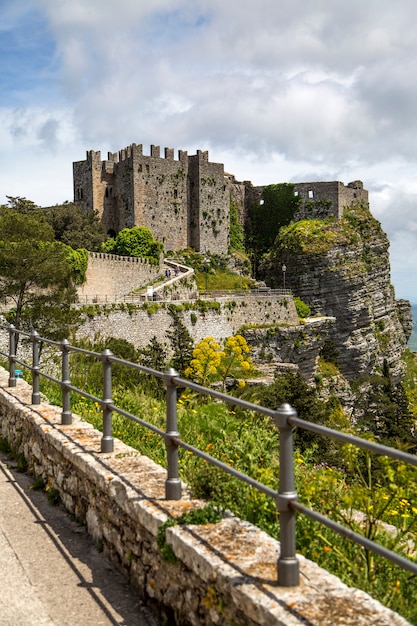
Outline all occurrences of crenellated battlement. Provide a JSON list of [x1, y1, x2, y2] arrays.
[[103, 144, 193, 165]]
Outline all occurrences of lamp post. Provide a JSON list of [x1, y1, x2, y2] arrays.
[[282, 264, 287, 290]]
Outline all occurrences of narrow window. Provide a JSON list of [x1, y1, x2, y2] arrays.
[[308, 190, 314, 199], [174, 189, 178, 199]]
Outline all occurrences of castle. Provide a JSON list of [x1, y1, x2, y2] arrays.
[[73, 144, 229, 255], [73, 143, 369, 254]]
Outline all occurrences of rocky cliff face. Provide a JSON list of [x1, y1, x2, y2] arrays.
[[262, 203, 412, 382]]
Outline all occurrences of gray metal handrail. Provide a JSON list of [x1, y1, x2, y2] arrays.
[[1, 323, 417, 587]]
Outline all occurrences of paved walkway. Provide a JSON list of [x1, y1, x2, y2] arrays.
[[0, 451, 159, 626]]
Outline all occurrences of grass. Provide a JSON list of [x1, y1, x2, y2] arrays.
[[195, 269, 254, 292]]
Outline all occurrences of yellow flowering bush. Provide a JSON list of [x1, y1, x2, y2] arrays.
[[184, 336, 224, 386], [185, 334, 253, 390]]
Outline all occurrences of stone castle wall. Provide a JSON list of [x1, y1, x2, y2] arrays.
[[76, 252, 163, 301]]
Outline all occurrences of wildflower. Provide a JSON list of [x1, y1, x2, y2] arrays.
[[323, 546, 331, 552]]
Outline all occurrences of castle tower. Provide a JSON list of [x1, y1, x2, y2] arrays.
[[188, 150, 229, 254], [73, 150, 118, 236], [73, 144, 230, 254]]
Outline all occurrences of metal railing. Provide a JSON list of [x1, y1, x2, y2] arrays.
[[1, 323, 417, 587], [75, 288, 293, 305]]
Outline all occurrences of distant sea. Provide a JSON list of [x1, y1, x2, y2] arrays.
[[409, 304, 417, 352]]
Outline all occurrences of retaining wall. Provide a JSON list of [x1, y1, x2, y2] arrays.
[[0, 369, 408, 626], [77, 296, 299, 350]]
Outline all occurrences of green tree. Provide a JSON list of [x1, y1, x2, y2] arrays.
[[244, 369, 340, 459], [138, 336, 168, 398], [102, 226, 163, 264], [42, 203, 106, 251], [17, 288, 81, 346], [354, 361, 416, 450], [1, 196, 39, 213], [166, 306, 194, 375], [64, 246, 89, 285], [0, 209, 79, 340]]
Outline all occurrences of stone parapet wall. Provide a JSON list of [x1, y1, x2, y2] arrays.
[[0, 370, 408, 626]]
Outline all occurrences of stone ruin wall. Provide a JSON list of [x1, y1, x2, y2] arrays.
[[227, 179, 370, 230], [293, 180, 369, 220]]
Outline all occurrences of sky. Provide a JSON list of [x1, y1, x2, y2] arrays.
[[1, 1, 417, 302]]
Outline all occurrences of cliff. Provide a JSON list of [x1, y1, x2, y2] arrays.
[[261, 203, 412, 382]]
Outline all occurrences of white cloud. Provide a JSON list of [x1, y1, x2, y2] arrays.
[[1, 0, 417, 298]]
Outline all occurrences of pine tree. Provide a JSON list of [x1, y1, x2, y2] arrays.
[[166, 307, 194, 375]]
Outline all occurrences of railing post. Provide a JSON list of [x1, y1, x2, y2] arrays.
[[101, 349, 114, 453], [31, 331, 41, 405], [273, 403, 300, 586], [164, 368, 182, 500], [61, 339, 72, 425], [8, 324, 16, 387]]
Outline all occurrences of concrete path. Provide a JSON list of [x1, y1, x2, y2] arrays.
[[0, 451, 159, 626]]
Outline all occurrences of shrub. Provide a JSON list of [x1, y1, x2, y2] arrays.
[[294, 297, 311, 318]]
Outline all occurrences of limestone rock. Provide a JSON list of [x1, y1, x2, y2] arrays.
[[262, 203, 411, 383]]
